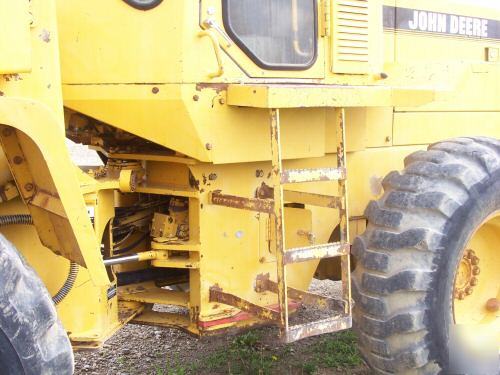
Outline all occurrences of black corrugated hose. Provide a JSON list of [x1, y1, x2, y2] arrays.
[[0, 214, 78, 305]]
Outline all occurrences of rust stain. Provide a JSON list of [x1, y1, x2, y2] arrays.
[[211, 191, 274, 214], [195, 83, 228, 94]]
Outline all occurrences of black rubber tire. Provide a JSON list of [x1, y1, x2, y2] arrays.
[[0, 234, 74, 374], [352, 137, 500, 374]]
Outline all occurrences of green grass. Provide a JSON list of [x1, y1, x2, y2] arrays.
[[162, 329, 364, 375], [302, 330, 363, 374], [154, 329, 363, 374]]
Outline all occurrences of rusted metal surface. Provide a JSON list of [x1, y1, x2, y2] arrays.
[[255, 274, 345, 311], [210, 191, 274, 213], [209, 285, 280, 322], [195, 82, 228, 94], [284, 316, 352, 343], [283, 242, 350, 265], [255, 182, 274, 199], [454, 248, 480, 300], [29, 189, 67, 218], [486, 298, 499, 312], [281, 167, 346, 184], [336, 108, 352, 316], [269, 108, 290, 331]]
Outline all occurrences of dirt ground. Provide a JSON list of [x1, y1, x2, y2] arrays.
[[74, 280, 370, 375]]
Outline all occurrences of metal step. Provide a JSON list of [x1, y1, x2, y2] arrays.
[[284, 242, 350, 264], [119, 283, 189, 307], [281, 167, 346, 184], [284, 316, 352, 343]]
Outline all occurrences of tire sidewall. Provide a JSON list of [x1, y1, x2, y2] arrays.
[[434, 170, 500, 371]]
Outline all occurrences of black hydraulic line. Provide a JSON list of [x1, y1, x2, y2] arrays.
[[112, 232, 149, 256], [51, 261, 79, 305], [0, 214, 78, 305]]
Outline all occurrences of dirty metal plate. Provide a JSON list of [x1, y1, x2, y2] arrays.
[[284, 315, 352, 343], [284, 242, 350, 264], [210, 191, 274, 213], [281, 167, 346, 184]]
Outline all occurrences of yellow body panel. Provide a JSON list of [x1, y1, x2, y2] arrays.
[[0, 0, 497, 348]]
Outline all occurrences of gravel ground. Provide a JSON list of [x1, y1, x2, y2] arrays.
[[74, 280, 369, 375]]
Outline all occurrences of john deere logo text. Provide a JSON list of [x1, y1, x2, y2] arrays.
[[408, 10, 488, 38]]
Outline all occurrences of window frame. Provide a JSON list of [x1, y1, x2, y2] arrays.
[[221, 0, 319, 71]]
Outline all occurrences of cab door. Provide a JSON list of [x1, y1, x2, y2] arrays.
[[200, 0, 326, 79]]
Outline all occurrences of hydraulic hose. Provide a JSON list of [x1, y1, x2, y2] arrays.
[[0, 214, 78, 305]]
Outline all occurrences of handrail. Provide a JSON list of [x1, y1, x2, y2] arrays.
[[198, 30, 225, 78]]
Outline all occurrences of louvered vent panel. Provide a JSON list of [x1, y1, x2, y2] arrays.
[[332, 0, 380, 74]]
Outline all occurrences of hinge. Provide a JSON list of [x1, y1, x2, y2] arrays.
[[321, 0, 331, 37]]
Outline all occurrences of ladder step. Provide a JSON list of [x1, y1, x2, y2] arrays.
[[120, 288, 189, 307], [283, 190, 341, 208], [284, 315, 352, 343], [281, 167, 346, 184], [284, 242, 349, 264]]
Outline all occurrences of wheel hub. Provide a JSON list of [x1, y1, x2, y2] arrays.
[[454, 249, 480, 300]]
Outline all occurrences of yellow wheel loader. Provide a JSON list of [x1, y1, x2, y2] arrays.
[[0, 0, 498, 373]]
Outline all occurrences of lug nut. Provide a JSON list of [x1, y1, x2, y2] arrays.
[[471, 256, 480, 265], [472, 266, 481, 276], [486, 298, 499, 312], [470, 277, 478, 286]]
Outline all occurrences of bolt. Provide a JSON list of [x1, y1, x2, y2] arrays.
[[24, 183, 34, 192], [486, 298, 499, 312], [152, 87, 159, 94], [2, 128, 12, 137], [256, 169, 264, 178], [13, 156, 23, 165], [205, 143, 213, 151], [208, 173, 217, 181], [470, 277, 478, 286], [385, 136, 391, 142], [219, 97, 225, 105], [193, 95, 200, 102]]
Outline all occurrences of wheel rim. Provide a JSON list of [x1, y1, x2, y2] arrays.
[[453, 211, 500, 337]]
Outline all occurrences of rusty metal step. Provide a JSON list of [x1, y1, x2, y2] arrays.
[[281, 167, 346, 184], [284, 316, 352, 343], [284, 242, 350, 264]]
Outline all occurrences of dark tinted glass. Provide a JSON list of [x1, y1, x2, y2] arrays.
[[223, 0, 317, 69]]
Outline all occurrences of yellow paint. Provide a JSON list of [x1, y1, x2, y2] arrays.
[[0, 0, 497, 351]]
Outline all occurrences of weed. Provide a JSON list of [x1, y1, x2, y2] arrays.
[[310, 330, 362, 369]]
